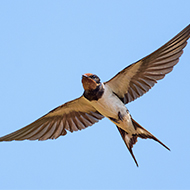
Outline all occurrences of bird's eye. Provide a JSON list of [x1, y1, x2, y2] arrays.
[[90, 74, 100, 83], [90, 75, 96, 79]]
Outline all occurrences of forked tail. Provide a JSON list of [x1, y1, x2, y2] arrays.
[[117, 118, 170, 167]]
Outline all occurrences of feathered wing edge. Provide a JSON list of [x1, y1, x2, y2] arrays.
[[0, 96, 104, 142], [105, 24, 190, 104]]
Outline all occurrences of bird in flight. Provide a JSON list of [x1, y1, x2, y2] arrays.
[[0, 24, 190, 166]]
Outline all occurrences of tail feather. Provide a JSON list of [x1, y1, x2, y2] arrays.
[[117, 118, 170, 167], [131, 118, 170, 151], [117, 126, 139, 167]]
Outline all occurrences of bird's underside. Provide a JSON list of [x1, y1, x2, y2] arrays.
[[0, 24, 190, 166]]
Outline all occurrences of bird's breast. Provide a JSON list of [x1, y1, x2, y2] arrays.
[[90, 85, 135, 133], [90, 85, 126, 119]]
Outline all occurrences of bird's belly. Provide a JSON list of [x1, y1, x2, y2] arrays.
[[90, 91, 135, 134], [90, 92, 124, 118]]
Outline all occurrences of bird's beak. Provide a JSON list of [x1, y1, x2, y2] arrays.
[[82, 74, 89, 79]]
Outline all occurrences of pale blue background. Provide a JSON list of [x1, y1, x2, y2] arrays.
[[0, 1, 190, 190]]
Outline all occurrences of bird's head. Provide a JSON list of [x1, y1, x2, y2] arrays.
[[82, 73, 101, 91]]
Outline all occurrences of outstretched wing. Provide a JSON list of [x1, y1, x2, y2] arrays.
[[105, 24, 190, 104], [0, 96, 104, 141]]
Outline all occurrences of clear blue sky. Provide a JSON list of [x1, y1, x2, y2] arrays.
[[0, 1, 190, 190]]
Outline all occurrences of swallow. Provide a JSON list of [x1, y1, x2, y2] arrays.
[[0, 24, 190, 166]]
